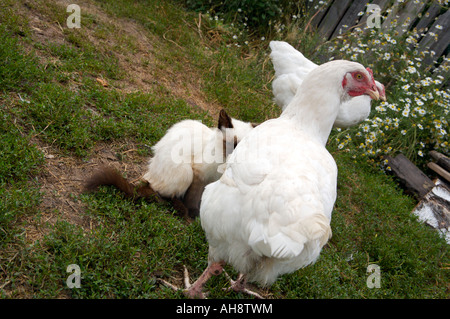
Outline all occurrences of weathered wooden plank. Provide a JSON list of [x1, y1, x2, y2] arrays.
[[382, 1, 402, 30], [442, 52, 450, 90], [407, 3, 442, 51], [306, 0, 324, 11], [317, 0, 353, 39], [331, 0, 368, 38], [392, 0, 428, 33], [419, 9, 450, 65], [385, 154, 435, 199], [358, 0, 391, 27], [430, 150, 450, 172], [414, 3, 442, 33], [382, 0, 427, 31], [309, 0, 333, 31], [308, 0, 449, 73], [428, 163, 450, 184]]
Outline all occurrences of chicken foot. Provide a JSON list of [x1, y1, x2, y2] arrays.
[[158, 262, 224, 299], [224, 272, 264, 299]]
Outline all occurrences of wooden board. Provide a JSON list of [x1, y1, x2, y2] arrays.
[[331, 0, 368, 38], [430, 150, 450, 172], [414, 3, 442, 33], [385, 154, 434, 199], [383, 1, 426, 33], [419, 9, 450, 66], [317, 0, 353, 39], [358, 0, 391, 27], [309, 0, 332, 31], [428, 163, 450, 184], [443, 52, 450, 91], [306, 0, 448, 75]]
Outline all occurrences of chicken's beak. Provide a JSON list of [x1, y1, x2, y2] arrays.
[[379, 92, 387, 102], [367, 88, 380, 100]]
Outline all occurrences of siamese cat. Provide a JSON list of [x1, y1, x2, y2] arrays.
[[85, 109, 256, 219]]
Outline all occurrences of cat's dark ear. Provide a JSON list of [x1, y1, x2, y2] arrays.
[[218, 109, 233, 129]]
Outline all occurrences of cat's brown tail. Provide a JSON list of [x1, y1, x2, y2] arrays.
[[84, 166, 163, 203], [85, 166, 194, 220]]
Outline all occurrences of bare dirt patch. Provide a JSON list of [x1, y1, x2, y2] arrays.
[[18, 0, 221, 117], [13, 0, 224, 243], [27, 138, 149, 243]]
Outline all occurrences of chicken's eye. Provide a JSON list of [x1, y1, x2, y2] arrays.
[[355, 73, 363, 80]]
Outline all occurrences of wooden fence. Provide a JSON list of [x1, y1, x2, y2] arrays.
[[307, 0, 449, 85]]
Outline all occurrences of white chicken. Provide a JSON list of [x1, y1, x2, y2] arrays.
[[169, 59, 382, 298], [270, 41, 386, 128]]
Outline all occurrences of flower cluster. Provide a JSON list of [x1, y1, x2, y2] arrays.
[[190, 0, 449, 171], [326, 5, 449, 169]]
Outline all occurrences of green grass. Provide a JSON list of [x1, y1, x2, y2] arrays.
[[35, 197, 205, 298], [271, 151, 447, 298], [0, 0, 448, 299]]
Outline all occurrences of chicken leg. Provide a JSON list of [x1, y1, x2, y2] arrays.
[[224, 272, 264, 299], [158, 262, 224, 299]]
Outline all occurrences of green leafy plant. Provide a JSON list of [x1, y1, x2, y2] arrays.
[[179, 0, 306, 36]]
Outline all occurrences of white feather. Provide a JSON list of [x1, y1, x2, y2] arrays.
[[142, 117, 254, 198], [200, 59, 373, 286], [269, 41, 377, 128]]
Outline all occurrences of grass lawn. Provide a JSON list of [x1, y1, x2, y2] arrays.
[[0, 0, 448, 299]]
